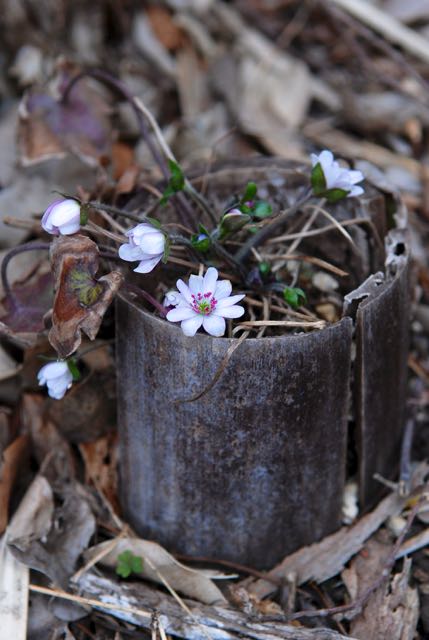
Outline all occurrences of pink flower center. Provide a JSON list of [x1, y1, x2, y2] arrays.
[[191, 291, 217, 315]]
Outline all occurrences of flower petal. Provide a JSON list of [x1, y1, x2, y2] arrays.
[[188, 274, 204, 296], [181, 315, 203, 336], [49, 200, 80, 226], [214, 280, 232, 299], [167, 306, 197, 322], [138, 231, 165, 255], [134, 255, 162, 273], [203, 267, 218, 294], [202, 314, 226, 337], [348, 185, 364, 198], [56, 220, 81, 235], [347, 170, 364, 184], [176, 279, 193, 303], [214, 304, 245, 319], [119, 243, 144, 262], [216, 294, 245, 308]]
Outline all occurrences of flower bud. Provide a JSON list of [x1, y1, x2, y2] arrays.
[[37, 361, 73, 400], [119, 223, 166, 273], [42, 199, 81, 235]]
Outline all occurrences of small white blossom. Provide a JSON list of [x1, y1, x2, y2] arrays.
[[166, 267, 245, 337], [42, 199, 81, 235], [119, 223, 165, 274], [311, 150, 364, 198], [37, 361, 73, 400]]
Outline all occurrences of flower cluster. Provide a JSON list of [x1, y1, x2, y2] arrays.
[[36, 148, 365, 397]]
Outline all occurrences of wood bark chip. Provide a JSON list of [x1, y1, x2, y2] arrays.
[[49, 234, 123, 358], [77, 571, 356, 640]]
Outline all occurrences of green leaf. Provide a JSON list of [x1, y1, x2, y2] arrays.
[[67, 358, 81, 382], [311, 162, 326, 195], [324, 188, 349, 203], [252, 201, 273, 219], [116, 550, 143, 579], [258, 261, 271, 276], [283, 286, 307, 309], [162, 234, 171, 263], [243, 181, 257, 202], [168, 159, 185, 191], [160, 159, 186, 206], [145, 216, 162, 229], [191, 233, 211, 253], [69, 269, 103, 307]]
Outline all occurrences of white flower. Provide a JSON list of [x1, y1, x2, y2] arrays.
[[311, 150, 364, 198], [37, 361, 73, 400], [42, 199, 81, 235], [119, 223, 165, 274], [166, 267, 245, 337]]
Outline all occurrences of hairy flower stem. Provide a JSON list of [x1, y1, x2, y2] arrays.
[[234, 189, 313, 264], [1, 242, 50, 310], [123, 282, 167, 317], [89, 202, 149, 224], [61, 69, 195, 229]]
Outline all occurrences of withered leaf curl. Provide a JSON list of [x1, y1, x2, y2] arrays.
[[49, 235, 123, 358]]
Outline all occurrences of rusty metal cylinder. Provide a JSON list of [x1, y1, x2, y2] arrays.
[[116, 302, 353, 567]]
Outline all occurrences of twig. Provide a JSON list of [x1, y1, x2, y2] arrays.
[[175, 330, 250, 403], [330, 0, 429, 66], [123, 283, 168, 318], [1, 242, 50, 310], [235, 189, 313, 263], [399, 416, 415, 497]]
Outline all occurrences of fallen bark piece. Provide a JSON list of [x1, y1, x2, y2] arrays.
[[76, 571, 356, 640], [0, 540, 29, 640], [84, 537, 227, 605], [248, 490, 406, 599], [48, 235, 123, 358]]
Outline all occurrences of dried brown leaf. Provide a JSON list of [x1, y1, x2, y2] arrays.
[[48, 235, 123, 358], [84, 537, 227, 605], [18, 62, 112, 167]]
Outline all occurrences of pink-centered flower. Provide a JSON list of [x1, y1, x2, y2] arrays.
[[311, 150, 364, 197], [37, 361, 73, 400], [166, 267, 245, 337], [42, 199, 81, 235], [119, 223, 165, 274]]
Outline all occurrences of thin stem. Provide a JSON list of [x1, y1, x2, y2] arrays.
[[61, 69, 195, 228], [235, 189, 313, 264], [1, 242, 50, 310], [61, 70, 168, 180], [183, 184, 217, 226], [123, 282, 168, 317], [89, 202, 145, 224]]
